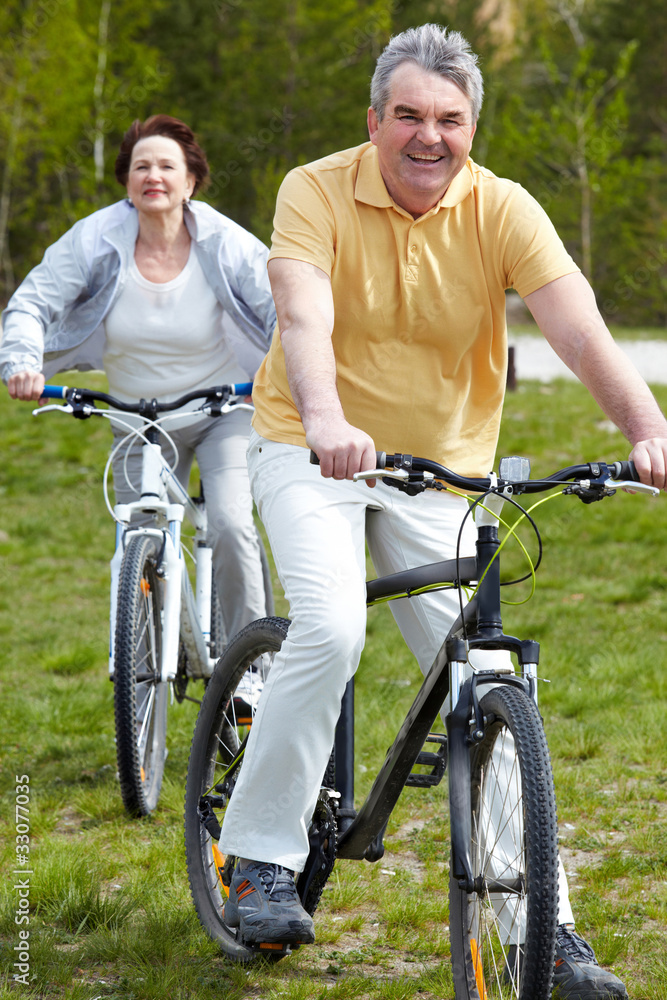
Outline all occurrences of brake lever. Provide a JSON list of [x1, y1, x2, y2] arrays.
[[606, 478, 660, 497], [352, 468, 410, 482], [201, 401, 254, 417], [32, 403, 74, 416]]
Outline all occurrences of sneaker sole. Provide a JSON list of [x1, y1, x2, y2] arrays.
[[240, 920, 315, 946]]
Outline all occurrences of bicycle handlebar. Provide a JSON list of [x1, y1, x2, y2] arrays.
[[40, 382, 253, 414], [310, 449, 648, 498]]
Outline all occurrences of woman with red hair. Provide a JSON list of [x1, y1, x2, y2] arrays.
[[1, 115, 276, 643]]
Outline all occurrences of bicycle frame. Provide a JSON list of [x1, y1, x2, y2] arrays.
[[325, 451, 658, 876], [37, 383, 254, 686], [108, 425, 215, 685], [333, 489, 539, 890]]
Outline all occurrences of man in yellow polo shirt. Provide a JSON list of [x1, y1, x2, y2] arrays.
[[220, 24, 666, 992]]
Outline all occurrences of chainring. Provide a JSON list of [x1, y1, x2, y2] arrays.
[[173, 641, 189, 703], [297, 794, 337, 916]]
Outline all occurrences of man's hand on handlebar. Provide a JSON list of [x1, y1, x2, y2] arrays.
[[629, 437, 667, 492], [7, 370, 46, 402], [306, 417, 378, 486]]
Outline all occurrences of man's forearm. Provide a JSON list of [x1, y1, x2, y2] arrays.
[[572, 332, 667, 446], [281, 322, 346, 433]]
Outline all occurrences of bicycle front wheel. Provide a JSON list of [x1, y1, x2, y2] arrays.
[[114, 534, 168, 817], [449, 684, 558, 1000], [184, 616, 289, 962]]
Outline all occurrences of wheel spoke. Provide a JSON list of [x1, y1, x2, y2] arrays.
[[136, 682, 156, 758]]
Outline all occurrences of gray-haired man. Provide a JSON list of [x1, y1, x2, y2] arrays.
[[221, 24, 665, 997]]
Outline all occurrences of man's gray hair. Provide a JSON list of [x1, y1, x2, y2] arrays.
[[370, 24, 484, 122]]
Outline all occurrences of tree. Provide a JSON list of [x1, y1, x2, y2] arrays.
[[0, 0, 168, 301], [2, 0, 663, 324], [146, 0, 395, 240], [480, 0, 665, 323]]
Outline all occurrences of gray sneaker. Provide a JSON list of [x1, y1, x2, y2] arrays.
[[552, 925, 629, 999], [223, 861, 315, 946], [504, 926, 628, 998]]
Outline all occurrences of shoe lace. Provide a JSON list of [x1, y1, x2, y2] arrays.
[[556, 925, 598, 966], [248, 862, 297, 902]]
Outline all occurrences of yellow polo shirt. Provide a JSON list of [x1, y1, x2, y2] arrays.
[[253, 142, 579, 476]]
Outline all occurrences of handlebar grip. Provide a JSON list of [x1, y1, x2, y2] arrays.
[[613, 460, 639, 482], [231, 381, 253, 396], [309, 449, 387, 468], [41, 385, 67, 399]]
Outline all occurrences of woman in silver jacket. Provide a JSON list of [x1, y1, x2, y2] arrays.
[[1, 114, 276, 643]]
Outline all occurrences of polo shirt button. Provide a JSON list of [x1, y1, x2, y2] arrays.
[[411, 244, 417, 253]]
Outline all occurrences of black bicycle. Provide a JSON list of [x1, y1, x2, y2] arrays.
[[184, 451, 657, 997]]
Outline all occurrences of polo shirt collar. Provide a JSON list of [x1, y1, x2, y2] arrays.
[[355, 143, 474, 214]]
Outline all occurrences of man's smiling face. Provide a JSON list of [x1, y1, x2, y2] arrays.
[[367, 61, 477, 218]]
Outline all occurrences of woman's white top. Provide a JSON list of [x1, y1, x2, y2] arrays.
[[103, 242, 247, 410]]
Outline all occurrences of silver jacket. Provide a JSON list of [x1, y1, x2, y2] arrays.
[[0, 199, 276, 382]]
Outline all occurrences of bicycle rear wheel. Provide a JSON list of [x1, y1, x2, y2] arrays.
[[114, 534, 168, 817], [449, 684, 558, 1000], [184, 616, 289, 962]]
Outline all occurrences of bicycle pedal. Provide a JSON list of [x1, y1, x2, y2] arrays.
[[240, 941, 297, 959], [405, 733, 447, 788]]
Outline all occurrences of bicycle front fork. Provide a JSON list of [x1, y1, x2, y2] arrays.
[[446, 635, 540, 892], [108, 507, 184, 682]]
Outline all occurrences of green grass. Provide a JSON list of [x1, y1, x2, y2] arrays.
[[1, 373, 666, 998]]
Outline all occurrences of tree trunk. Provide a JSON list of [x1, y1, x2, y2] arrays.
[[578, 155, 593, 283], [93, 0, 111, 192]]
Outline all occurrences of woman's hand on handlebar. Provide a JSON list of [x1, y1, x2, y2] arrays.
[[306, 417, 378, 486], [7, 370, 46, 401]]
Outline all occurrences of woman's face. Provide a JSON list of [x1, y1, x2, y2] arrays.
[[126, 135, 196, 216]]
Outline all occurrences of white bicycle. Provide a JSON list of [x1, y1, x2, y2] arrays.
[[37, 382, 273, 817]]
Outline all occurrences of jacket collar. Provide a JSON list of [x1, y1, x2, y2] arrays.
[[101, 204, 139, 263], [101, 199, 215, 258]]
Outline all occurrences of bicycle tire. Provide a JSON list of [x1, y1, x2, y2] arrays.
[[184, 616, 289, 962], [449, 684, 558, 1000], [209, 569, 226, 661], [113, 534, 168, 817]]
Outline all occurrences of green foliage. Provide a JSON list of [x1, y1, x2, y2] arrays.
[[0, 0, 167, 294], [1, 0, 664, 324], [146, 0, 393, 240], [481, 1, 665, 324]]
